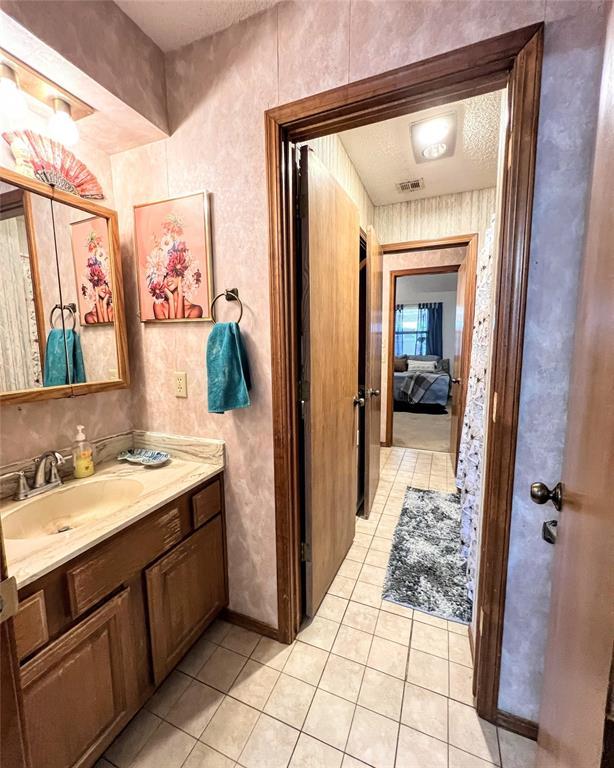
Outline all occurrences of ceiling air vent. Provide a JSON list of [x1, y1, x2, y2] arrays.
[[397, 177, 425, 193]]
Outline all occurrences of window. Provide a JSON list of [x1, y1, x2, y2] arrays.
[[394, 304, 427, 356]]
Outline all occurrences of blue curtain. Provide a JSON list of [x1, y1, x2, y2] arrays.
[[419, 302, 443, 357]]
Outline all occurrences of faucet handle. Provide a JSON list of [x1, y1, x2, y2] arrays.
[[3, 471, 30, 501], [49, 453, 65, 484]]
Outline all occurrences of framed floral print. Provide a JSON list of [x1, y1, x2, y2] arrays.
[[70, 215, 114, 325], [133, 192, 213, 322]]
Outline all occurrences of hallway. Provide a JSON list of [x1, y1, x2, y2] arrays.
[[100, 448, 536, 768]]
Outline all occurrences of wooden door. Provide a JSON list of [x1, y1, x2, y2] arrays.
[[0, 520, 30, 768], [450, 259, 466, 465], [364, 225, 383, 517], [21, 589, 132, 768], [146, 516, 227, 683], [300, 146, 360, 617], [536, 17, 614, 766]]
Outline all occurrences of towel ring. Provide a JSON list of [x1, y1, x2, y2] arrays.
[[50, 303, 76, 331], [211, 289, 243, 324]]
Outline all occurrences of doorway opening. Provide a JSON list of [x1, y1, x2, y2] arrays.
[[266, 24, 543, 729]]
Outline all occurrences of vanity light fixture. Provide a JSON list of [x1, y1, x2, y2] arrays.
[[410, 112, 457, 163], [47, 97, 80, 147], [0, 62, 28, 129]]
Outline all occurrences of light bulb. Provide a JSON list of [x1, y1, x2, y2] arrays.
[[48, 97, 79, 147], [422, 142, 447, 160], [417, 117, 450, 146], [0, 63, 28, 130]]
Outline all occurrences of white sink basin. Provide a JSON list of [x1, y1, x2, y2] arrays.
[[2, 478, 144, 540]]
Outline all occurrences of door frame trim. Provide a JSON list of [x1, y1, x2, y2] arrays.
[[265, 23, 543, 725], [383, 234, 478, 448]]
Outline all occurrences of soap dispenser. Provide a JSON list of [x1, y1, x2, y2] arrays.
[[72, 424, 95, 479]]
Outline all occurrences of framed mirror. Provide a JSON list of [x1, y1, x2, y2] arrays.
[[0, 167, 129, 404]]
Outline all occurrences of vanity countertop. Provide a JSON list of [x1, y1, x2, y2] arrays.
[[1, 455, 224, 590]]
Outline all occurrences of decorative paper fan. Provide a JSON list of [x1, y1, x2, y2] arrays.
[[2, 129, 104, 199]]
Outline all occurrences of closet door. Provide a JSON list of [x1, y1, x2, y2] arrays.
[[300, 147, 360, 617], [364, 225, 383, 517]]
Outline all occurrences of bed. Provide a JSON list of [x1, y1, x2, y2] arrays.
[[393, 355, 451, 408]]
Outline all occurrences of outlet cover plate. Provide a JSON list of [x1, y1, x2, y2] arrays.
[[174, 371, 188, 398]]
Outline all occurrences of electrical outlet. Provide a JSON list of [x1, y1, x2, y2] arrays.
[[174, 371, 188, 398]]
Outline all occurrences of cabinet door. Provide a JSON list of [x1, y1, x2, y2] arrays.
[[20, 589, 132, 768], [146, 515, 227, 683]]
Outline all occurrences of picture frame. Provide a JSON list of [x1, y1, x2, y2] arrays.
[[70, 214, 114, 325], [133, 192, 214, 322]]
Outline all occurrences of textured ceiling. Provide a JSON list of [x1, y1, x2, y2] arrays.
[[339, 90, 503, 205], [115, 0, 279, 52]]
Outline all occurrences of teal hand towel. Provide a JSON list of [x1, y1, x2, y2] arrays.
[[207, 322, 251, 413], [43, 329, 87, 386]]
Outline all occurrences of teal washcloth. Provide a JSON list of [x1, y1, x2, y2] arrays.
[[206, 322, 251, 413], [43, 329, 87, 386]]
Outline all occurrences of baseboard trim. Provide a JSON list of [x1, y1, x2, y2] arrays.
[[221, 608, 280, 641], [496, 710, 539, 741]]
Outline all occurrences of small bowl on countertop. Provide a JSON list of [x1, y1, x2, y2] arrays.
[[116, 448, 171, 467]]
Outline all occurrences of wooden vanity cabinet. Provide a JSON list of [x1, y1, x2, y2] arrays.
[[14, 472, 227, 768]]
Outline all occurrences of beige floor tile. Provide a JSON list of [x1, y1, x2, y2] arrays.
[[351, 581, 383, 609], [302, 689, 355, 751], [406, 649, 448, 696], [146, 671, 192, 717], [250, 636, 293, 671], [178, 636, 218, 677], [200, 696, 259, 761], [396, 725, 447, 768], [358, 564, 387, 589], [319, 653, 365, 703], [105, 708, 161, 767], [346, 706, 398, 768], [370, 537, 393, 554], [374, 611, 412, 646], [131, 721, 195, 768], [331, 624, 373, 665], [401, 682, 448, 742], [449, 662, 474, 706], [380, 600, 413, 619], [448, 700, 500, 765], [354, 532, 373, 548], [317, 594, 349, 623], [364, 549, 390, 568], [498, 728, 537, 768], [346, 544, 368, 563], [448, 621, 470, 636], [358, 667, 403, 720], [239, 713, 299, 768], [449, 745, 497, 767], [367, 636, 408, 679], [411, 622, 448, 659], [342, 601, 379, 634], [412, 610, 448, 630], [183, 742, 236, 768], [166, 680, 225, 738], [449, 633, 473, 668], [220, 626, 261, 657], [283, 641, 329, 685], [197, 646, 247, 693], [297, 616, 340, 651], [264, 673, 316, 729], [289, 733, 343, 768], [203, 620, 233, 645], [329, 574, 356, 599], [356, 518, 378, 535], [339, 559, 363, 580], [228, 659, 280, 710]]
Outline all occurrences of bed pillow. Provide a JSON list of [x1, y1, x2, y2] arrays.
[[394, 356, 408, 372], [407, 359, 438, 372]]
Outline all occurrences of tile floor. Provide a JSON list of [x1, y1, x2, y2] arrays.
[[99, 447, 537, 768]]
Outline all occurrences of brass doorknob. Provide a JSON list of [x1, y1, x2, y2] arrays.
[[367, 388, 380, 397], [530, 481, 562, 512]]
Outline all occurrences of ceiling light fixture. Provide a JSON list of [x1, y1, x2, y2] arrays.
[[47, 97, 79, 147], [0, 62, 28, 129], [410, 112, 457, 164]]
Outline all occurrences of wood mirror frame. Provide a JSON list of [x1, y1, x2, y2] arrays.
[[0, 166, 129, 405]]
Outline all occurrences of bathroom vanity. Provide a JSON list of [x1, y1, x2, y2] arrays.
[[2, 450, 227, 768]]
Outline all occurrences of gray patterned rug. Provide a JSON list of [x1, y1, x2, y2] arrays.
[[383, 486, 473, 623]]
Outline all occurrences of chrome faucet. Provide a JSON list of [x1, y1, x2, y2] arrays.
[[6, 451, 66, 501]]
